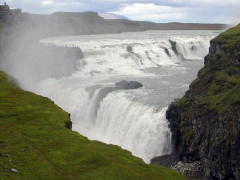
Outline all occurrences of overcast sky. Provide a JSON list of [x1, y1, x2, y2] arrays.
[[4, 0, 240, 24]]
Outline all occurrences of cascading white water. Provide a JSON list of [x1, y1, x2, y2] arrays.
[[20, 30, 220, 163], [91, 93, 172, 162], [41, 31, 212, 76]]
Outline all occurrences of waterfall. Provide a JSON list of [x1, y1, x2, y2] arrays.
[[91, 93, 172, 162], [6, 30, 219, 163], [41, 32, 213, 77]]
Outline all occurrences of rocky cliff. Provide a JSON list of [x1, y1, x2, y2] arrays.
[[166, 24, 240, 179]]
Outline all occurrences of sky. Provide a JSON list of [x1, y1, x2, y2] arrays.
[[3, 0, 240, 24]]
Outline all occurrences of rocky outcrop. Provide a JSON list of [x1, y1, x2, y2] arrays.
[[115, 80, 143, 89], [172, 161, 203, 178], [169, 40, 185, 60], [151, 155, 203, 179], [166, 25, 240, 179], [151, 155, 177, 168], [151, 155, 203, 178]]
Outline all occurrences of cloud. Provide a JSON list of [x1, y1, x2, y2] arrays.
[[3, 0, 240, 23], [4, 0, 88, 13], [40, 0, 87, 11], [41, 0, 54, 6], [111, 3, 187, 22], [110, 2, 240, 24], [167, 0, 240, 7]]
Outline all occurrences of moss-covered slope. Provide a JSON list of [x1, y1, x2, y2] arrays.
[[167, 25, 240, 179], [0, 71, 185, 180]]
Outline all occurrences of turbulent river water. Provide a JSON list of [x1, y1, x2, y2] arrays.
[[25, 30, 219, 163]]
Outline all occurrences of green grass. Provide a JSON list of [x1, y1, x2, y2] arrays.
[[179, 25, 240, 113], [213, 24, 240, 51], [0, 71, 185, 180], [199, 70, 240, 113]]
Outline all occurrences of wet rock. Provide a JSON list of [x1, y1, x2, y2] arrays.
[[151, 156, 203, 178], [191, 45, 197, 52], [164, 48, 171, 57], [169, 40, 178, 56], [172, 161, 203, 178], [169, 39, 185, 60], [115, 80, 143, 89], [127, 45, 133, 53], [151, 155, 177, 168]]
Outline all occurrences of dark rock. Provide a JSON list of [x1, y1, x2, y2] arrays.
[[191, 45, 197, 52], [0, 153, 10, 158], [151, 155, 177, 168], [127, 45, 133, 53], [169, 40, 178, 56], [172, 161, 203, 178], [164, 48, 171, 57], [169, 39, 186, 60], [115, 80, 143, 89], [151, 155, 204, 178], [205, 41, 220, 65], [65, 114, 72, 130]]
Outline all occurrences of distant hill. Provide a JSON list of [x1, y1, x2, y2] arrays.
[[98, 13, 128, 20], [0, 10, 228, 45]]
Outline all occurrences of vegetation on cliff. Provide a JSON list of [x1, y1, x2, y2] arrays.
[[167, 24, 240, 179], [0, 71, 185, 180]]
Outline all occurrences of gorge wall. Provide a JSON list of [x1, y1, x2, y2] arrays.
[[166, 24, 240, 179]]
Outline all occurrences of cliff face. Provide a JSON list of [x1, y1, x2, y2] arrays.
[[167, 24, 240, 179]]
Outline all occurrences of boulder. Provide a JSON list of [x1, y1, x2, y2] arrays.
[[127, 45, 133, 53], [115, 80, 143, 89]]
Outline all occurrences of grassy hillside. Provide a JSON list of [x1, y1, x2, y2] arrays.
[[213, 24, 240, 50], [184, 24, 240, 113], [0, 71, 185, 180]]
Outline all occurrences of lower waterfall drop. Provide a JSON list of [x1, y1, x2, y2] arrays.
[[75, 91, 172, 163]]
